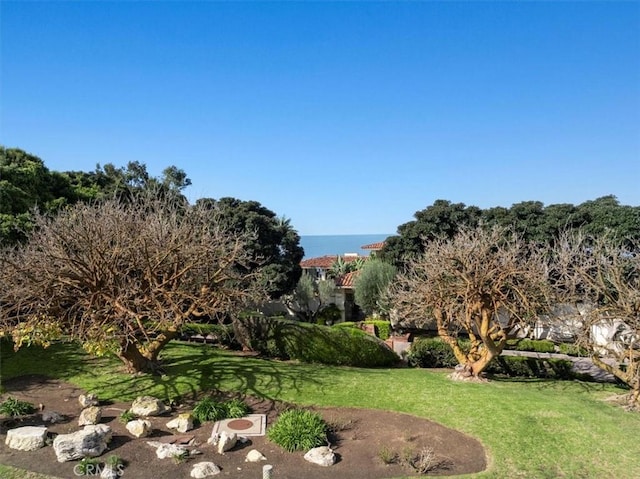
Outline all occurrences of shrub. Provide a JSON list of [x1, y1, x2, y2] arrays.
[[505, 339, 556, 353], [364, 319, 392, 341], [192, 397, 227, 423], [0, 397, 36, 417], [557, 343, 589, 356], [76, 458, 100, 475], [407, 337, 470, 368], [486, 356, 576, 380], [234, 316, 398, 367], [224, 398, 251, 419], [267, 409, 327, 452]]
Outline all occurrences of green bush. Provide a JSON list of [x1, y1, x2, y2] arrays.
[[505, 339, 556, 353], [557, 343, 589, 356], [486, 356, 575, 380], [267, 409, 327, 452], [119, 409, 136, 424], [224, 398, 251, 419], [192, 397, 227, 423], [234, 316, 398, 367], [364, 319, 392, 341], [0, 397, 36, 417], [407, 337, 470, 368]]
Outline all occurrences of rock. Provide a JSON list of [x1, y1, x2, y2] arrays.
[[84, 424, 113, 443], [52, 425, 112, 462], [42, 411, 64, 424], [5, 426, 48, 451], [156, 443, 188, 459], [100, 465, 119, 479], [216, 431, 237, 454], [245, 449, 266, 462], [130, 396, 167, 416], [126, 419, 152, 438], [166, 412, 194, 433], [78, 406, 102, 426], [190, 462, 221, 478], [79, 393, 99, 408], [207, 432, 219, 446], [304, 446, 336, 467]]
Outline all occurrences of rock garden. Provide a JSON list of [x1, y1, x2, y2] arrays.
[[0, 375, 487, 479]]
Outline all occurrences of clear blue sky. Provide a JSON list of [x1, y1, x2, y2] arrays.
[[1, 1, 639, 235]]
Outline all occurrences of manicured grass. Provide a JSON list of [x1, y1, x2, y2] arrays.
[[1, 340, 638, 478]]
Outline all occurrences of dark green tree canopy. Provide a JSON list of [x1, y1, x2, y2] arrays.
[[196, 197, 304, 299], [381, 196, 640, 267]]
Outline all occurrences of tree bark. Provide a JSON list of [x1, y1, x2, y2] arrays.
[[143, 328, 178, 362], [118, 341, 156, 374]]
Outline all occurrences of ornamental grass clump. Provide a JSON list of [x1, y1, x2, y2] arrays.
[[192, 397, 227, 424], [267, 409, 327, 452], [224, 398, 251, 418], [0, 397, 36, 417]]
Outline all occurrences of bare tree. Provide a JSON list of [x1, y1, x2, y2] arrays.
[[389, 225, 553, 378], [0, 194, 267, 373], [553, 232, 640, 406]]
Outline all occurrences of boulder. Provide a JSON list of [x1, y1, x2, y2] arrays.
[[78, 406, 102, 426], [126, 419, 152, 438], [190, 461, 221, 478], [79, 393, 99, 408], [42, 411, 64, 424], [166, 412, 194, 433], [130, 396, 167, 417], [245, 449, 267, 462], [156, 443, 188, 460], [5, 426, 48, 451], [216, 430, 237, 454], [52, 425, 112, 462], [304, 446, 336, 467]]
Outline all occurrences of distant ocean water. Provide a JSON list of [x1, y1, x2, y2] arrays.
[[300, 234, 393, 259]]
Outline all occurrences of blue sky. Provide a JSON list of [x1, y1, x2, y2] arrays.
[[1, 1, 639, 235]]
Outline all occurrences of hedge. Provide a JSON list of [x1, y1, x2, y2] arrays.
[[234, 316, 399, 367], [332, 319, 392, 341]]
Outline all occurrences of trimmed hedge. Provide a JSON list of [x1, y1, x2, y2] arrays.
[[234, 316, 399, 367], [332, 319, 392, 341], [407, 337, 579, 380], [505, 339, 556, 353]]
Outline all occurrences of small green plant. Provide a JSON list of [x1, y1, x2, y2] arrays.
[[192, 397, 226, 423], [267, 409, 327, 452], [76, 457, 100, 475], [0, 397, 36, 417], [378, 446, 398, 465], [105, 454, 123, 467], [119, 409, 136, 424], [224, 398, 251, 419], [171, 450, 189, 464]]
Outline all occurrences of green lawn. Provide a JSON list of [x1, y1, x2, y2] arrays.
[[1, 340, 638, 479]]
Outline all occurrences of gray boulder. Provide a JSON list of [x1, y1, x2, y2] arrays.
[[79, 393, 99, 408], [52, 425, 112, 462], [156, 443, 188, 460], [126, 419, 152, 438], [166, 412, 194, 433], [5, 426, 48, 451], [42, 411, 64, 424], [216, 431, 237, 454]]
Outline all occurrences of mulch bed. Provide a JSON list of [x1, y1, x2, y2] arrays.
[[0, 375, 487, 479]]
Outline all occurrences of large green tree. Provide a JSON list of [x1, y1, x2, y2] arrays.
[[380, 200, 482, 268], [0, 194, 267, 373], [354, 258, 397, 316], [196, 197, 303, 299]]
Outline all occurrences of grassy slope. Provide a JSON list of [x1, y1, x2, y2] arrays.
[[1, 341, 638, 479]]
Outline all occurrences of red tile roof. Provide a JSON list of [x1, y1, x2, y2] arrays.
[[361, 241, 386, 250], [335, 271, 359, 288], [300, 255, 363, 269]]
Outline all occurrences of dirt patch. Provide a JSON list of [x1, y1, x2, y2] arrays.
[[0, 375, 486, 478]]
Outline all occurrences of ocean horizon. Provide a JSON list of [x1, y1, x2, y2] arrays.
[[300, 234, 393, 259]]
